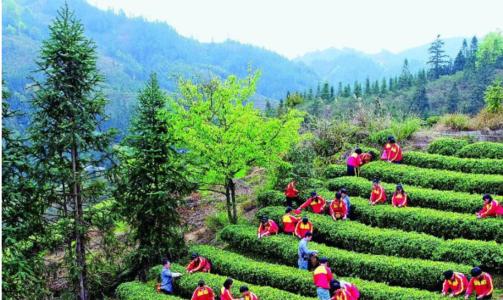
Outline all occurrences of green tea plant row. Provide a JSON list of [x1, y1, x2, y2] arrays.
[[256, 189, 502, 242], [219, 225, 471, 291], [337, 161, 503, 195], [258, 206, 502, 270], [327, 176, 482, 213], [428, 139, 503, 159], [190, 244, 446, 300], [402, 151, 503, 175], [146, 264, 316, 300], [116, 281, 186, 300]]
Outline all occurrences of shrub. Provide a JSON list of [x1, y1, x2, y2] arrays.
[[116, 281, 184, 300], [439, 114, 471, 130], [426, 116, 441, 127], [402, 151, 503, 175], [369, 129, 394, 146], [427, 138, 469, 156], [189, 244, 446, 300], [390, 117, 422, 142], [219, 225, 470, 291], [354, 161, 503, 194], [324, 164, 347, 178], [148, 264, 316, 300], [457, 142, 503, 159], [471, 108, 503, 130], [327, 176, 482, 213], [258, 206, 502, 269]]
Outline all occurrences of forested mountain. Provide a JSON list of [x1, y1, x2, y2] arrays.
[[295, 37, 465, 84]]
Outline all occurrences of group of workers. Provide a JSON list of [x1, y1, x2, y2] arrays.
[[442, 268, 494, 299]]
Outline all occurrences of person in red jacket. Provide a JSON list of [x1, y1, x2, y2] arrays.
[[282, 207, 299, 234], [391, 184, 408, 207], [369, 179, 386, 205], [239, 286, 259, 300], [295, 192, 326, 214], [329, 192, 348, 220], [257, 216, 279, 239], [220, 278, 238, 300], [477, 194, 503, 219], [192, 280, 215, 300], [330, 280, 360, 300], [294, 217, 314, 239], [465, 267, 493, 299], [346, 148, 363, 176], [285, 181, 300, 207], [186, 253, 212, 273], [442, 270, 468, 297], [382, 136, 402, 163], [360, 152, 373, 165], [314, 257, 334, 300]]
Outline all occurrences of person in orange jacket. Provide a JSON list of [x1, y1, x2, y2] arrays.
[[191, 280, 215, 300], [346, 148, 363, 176], [239, 286, 259, 300], [382, 136, 402, 163], [294, 217, 314, 239], [282, 207, 299, 234], [391, 184, 408, 207], [285, 181, 300, 207], [330, 279, 360, 300], [295, 192, 326, 214], [465, 267, 493, 299], [186, 253, 212, 273], [442, 270, 468, 297], [314, 257, 334, 300], [257, 216, 279, 239], [329, 192, 348, 220], [477, 194, 503, 219], [369, 179, 386, 205]]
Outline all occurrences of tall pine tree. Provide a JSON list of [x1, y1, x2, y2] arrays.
[[427, 34, 450, 79], [452, 39, 467, 73], [28, 5, 115, 299], [399, 59, 413, 88], [447, 82, 460, 113]]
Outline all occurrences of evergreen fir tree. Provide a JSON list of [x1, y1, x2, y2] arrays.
[[364, 78, 371, 96], [447, 82, 460, 113], [427, 34, 450, 79], [410, 84, 430, 117], [399, 59, 413, 88], [343, 84, 351, 97], [321, 82, 330, 100], [330, 86, 335, 101], [389, 78, 394, 92], [465, 36, 479, 71], [353, 81, 362, 97], [28, 5, 115, 298], [308, 88, 313, 100], [337, 82, 343, 96], [277, 98, 285, 116], [372, 80, 380, 95], [316, 83, 321, 98], [452, 39, 468, 73], [380, 78, 387, 95], [265, 100, 275, 117]]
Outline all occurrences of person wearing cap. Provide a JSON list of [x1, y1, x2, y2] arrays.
[[339, 188, 351, 216], [186, 253, 212, 273], [220, 278, 238, 300], [313, 257, 334, 300], [282, 207, 300, 234], [295, 191, 326, 214], [285, 181, 300, 207], [191, 280, 215, 300], [369, 179, 386, 205], [382, 136, 402, 163], [476, 194, 503, 219], [294, 217, 314, 239], [257, 216, 279, 239], [346, 148, 363, 176], [465, 267, 493, 299], [391, 184, 408, 208], [298, 231, 317, 270], [159, 258, 182, 294], [442, 270, 468, 297], [329, 192, 348, 220], [239, 286, 258, 300], [330, 279, 360, 300]]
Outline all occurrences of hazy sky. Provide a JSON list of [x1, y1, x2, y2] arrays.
[[88, 0, 503, 59]]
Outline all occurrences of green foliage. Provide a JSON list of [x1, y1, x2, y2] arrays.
[[327, 176, 482, 213], [456, 142, 503, 159], [402, 151, 503, 175], [369, 118, 421, 145], [259, 206, 502, 269], [438, 114, 471, 130], [427, 35, 450, 79], [427, 138, 469, 156], [324, 164, 348, 179], [355, 161, 503, 194], [189, 244, 446, 300], [484, 79, 503, 113], [116, 281, 184, 300], [426, 116, 441, 127], [164, 72, 304, 223], [115, 74, 190, 280], [219, 225, 470, 291], [476, 31, 503, 68]]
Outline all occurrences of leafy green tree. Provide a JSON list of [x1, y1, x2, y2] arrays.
[[286, 92, 304, 107], [164, 73, 304, 223], [484, 79, 503, 113], [28, 5, 115, 299], [115, 73, 191, 280], [476, 31, 503, 68], [427, 34, 450, 79], [447, 82, 460, 113]]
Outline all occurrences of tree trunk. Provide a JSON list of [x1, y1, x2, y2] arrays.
[[225, 182, 234, 224], [229, 179, 237, 224], [72, 143, 88, 300]]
